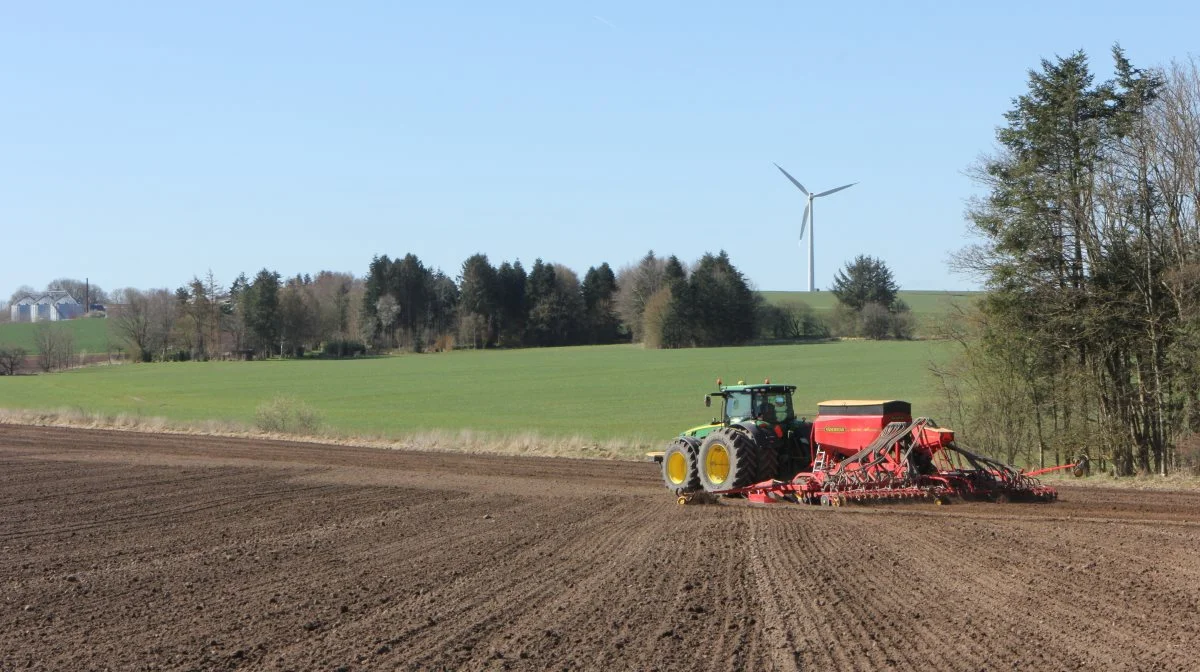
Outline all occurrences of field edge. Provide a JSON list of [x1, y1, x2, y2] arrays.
[[0, 406, 658, 462]]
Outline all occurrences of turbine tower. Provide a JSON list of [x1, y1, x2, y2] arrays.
[[774, 164, 856, 292]]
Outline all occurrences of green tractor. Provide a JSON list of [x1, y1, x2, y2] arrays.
[[656, 381, 814, 494]]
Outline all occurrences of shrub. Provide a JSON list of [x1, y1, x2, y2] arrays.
[[861, 303, 892, 340], [641, 287, 672, 349], [890, 304, 915, 340], [756, 300, 830, 340], [431, 333, 456, 353], [254, 396, 323, 434], [828, 303, 860, 337], [320, 339, 367, 358], [1178, 434, 1200, 476]]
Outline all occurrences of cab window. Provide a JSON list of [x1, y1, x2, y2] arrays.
[[751, 391, 793, 422], [724, 392, 752, 420]]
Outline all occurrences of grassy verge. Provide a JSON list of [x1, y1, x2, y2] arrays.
[[1038, 470, 1200, 491], [0, 407, 653, 461]]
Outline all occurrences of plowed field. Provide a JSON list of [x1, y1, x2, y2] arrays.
[[2, 426, 1198, 671]]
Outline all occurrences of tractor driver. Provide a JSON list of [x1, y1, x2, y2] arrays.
[[758, 399, 777, 423]]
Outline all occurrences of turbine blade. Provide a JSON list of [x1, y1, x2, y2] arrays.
[[814, 182, 857, 198], [774, 163, 809, 195], [799, 202, 810, 240]]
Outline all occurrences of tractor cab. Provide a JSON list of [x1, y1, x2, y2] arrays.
[[708, 383, 797, 426]]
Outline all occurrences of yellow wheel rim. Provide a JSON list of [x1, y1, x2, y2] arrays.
[[666, 451, 688, 484], [705, 443, 730, 485]]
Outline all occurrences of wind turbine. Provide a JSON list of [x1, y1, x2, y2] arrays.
[[774, 164, 856, 292]]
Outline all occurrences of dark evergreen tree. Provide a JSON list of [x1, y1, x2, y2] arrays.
[[686, 251, 755, 346], [830, 255, 899, 312], [496, 261, 528, 346], [391, 254, 432, 351], [428, 270, 459, 343], [361, 254, 391, 343], [581, 262, 621, 344], [659, 255, 692, 348], [242, 269, 281, 355], [663, 255, 687, 287], [524, 259, 558, 346]]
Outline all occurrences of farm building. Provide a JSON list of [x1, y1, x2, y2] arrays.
[[9, 290, 84, 323]]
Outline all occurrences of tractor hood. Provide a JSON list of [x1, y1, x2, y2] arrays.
[[680, 423, 722, 439]]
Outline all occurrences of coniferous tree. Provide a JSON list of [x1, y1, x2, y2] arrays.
[[524, 259, 558, 346], [659, 255, 692, 348], [242, 269, 281, 355], [687, 251, 755, 346], [427, 270, 459, 348], [496, 261, 528, 346], [830, 255, 899, 312], [391, 254, 432, 351], [581, 262, 621, 344]]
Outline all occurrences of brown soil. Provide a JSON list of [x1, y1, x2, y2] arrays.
[[2, 425, 1199, 671]]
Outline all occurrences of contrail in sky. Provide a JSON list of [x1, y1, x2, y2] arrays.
[[592, 15, 617, 29]]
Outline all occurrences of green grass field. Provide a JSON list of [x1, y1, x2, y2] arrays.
[[0, 341, 952, 444], [0, 318, 115, 354]]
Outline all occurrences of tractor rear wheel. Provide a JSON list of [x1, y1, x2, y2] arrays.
[[735, 422, 779, 482], [758, 439, 779, 482], [698, 427, 758, 493], [661, 437, 701, 494]]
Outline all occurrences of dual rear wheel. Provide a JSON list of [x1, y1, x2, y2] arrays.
[[661, 427, 779, 494]]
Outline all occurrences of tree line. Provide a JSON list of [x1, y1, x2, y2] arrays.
[[109, 270, 362, 361], [939, 47, 1200, 476], [1, 250, 917, 373], [93, 249, 857, 363]]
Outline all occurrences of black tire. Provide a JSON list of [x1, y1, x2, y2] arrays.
[[661, 437, 701, 494], [757, 434, 779, 481], [735, 422, 779, 482], [698, 427, 759, 492]]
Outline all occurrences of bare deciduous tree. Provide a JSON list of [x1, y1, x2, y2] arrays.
[[33, 323, 75, 371], [614, 251, 667, 342], [109, 288, 177, 361], [110, 288, 153, 361], [375, 295, 400, 347]]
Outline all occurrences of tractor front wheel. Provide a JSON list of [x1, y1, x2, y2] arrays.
[[661, 437, 701, 494], [698, 428, 759, 493]]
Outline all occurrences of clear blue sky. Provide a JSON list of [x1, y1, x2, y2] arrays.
[[2, 1, 1195, 296]]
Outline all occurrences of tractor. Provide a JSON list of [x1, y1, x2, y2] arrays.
[[655, 381, 1064, 505], [658, 380, 812, 494]]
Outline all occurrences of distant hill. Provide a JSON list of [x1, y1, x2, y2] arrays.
[[758, 290, 980, 337], [758, 290, 980, 316]]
